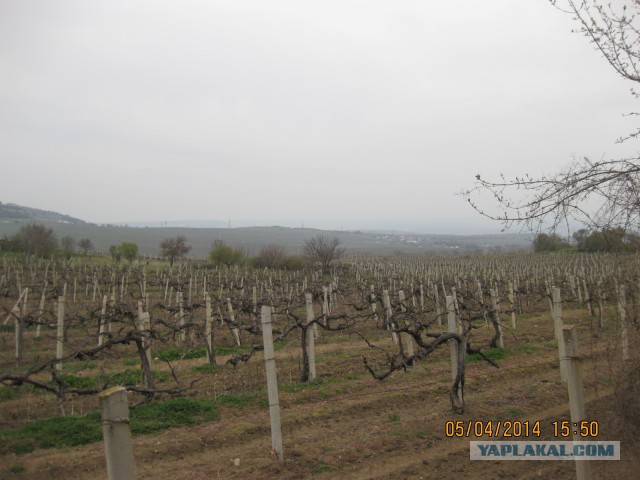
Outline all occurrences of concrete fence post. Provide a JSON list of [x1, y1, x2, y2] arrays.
[[56, 296, 65, 371], [382, 290, 399, 345], [618, 285, 629, 361], [490, 289, 503, 348], [304, 293, 317, 381], [261, 306, 283, 462], [13, 306, 22, 367], [99, 387, 136, 480], [561, 325, 592, 480], [205, 295, 215, 365], [552, 287, 567, 382], [446, 295, 463, 404], [398, 290, 415, 357]]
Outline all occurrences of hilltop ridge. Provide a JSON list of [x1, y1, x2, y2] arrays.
[[0, 202, 87, 225], [0, 202, 532, 256]]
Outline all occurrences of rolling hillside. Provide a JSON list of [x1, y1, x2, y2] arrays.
[[0, 202, 532, 257], [0, 202, 86, 225]]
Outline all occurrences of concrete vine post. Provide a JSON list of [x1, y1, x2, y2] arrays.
[[226, 297, 241, 346], [178, 291, 186, 342], [446, 295, 463, 405], [205, 295, 215, 365], [36, 284, 46, 337], [98, 295, 108, 347], [582, 277, 593, 317], [370, 287, 378, 323], [434, 284, 443, 326], [561, 325, 592, 480], [322, 286, 329, 327], [490, 289, 504, 348], [13, 305, 22, 367], [552, 287, 567, 382], [382, 290, 399, 345], [304, 293, 317, 381], [99, 387, 136, 480], [260, 306, 283, 463], [398, 290, 414, 357], [136, 301, 152, 372], [508, 280, 516, 329], [618, 284, 629, 361], [56, 296, 65, 372]]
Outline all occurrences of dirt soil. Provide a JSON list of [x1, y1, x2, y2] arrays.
[[1, 307, 638, 479]]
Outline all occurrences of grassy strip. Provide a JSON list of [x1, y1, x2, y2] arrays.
[[0, 397, 220, 455], [216, 392, 268, 409], [281, 373, 360, 393], [59, 370, 171, 389], [466, 347, 510, 363], [158, 341, 287, 362]]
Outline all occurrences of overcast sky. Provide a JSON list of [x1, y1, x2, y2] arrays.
[[1, 0, 637, 233]]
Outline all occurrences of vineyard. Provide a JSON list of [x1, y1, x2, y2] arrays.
[[0, 253, 638, 479]]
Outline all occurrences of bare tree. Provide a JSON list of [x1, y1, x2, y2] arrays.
[[463, 1, 640, 233], [303, 234, 345, 271], [160, 236, 192, 267], [60, 235, 75, 257], [13, 224, 58, 257], [463, 157, 640, 232], [256, 244, 286, 268], [78, 238, 94, 255]]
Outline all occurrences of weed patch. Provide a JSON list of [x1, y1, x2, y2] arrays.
[[130, 397, 220, 434], [0, 397, 220, 455], [60, 374, 97, 389], [156, 347, 208, 361], [216, 393, 253, 408], [0, 387, 17, 402], [466, 348, 509, 363], [513, 344, 541, 355], [193, 363, 218, 373]]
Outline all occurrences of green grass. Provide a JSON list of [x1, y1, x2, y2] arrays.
[[0, 387, 17, 402], [273, 341, 288, 351], [9, 463, 26, 474], [316, 390, 330, 399], [216, 393, 253, 408], [129, 397, 220, 434], [65, 361, 99, 373], [97, 369, 170, 387], [0, 397, 220, 455], [192, 363, 218, 373], [215, 392, 269, 409], [157, 345, 252, 361], [60, 374, 97, 389], [156, 347, 208, 361], [309, 460, 332, 473], [466, 347, 510, 362], [388, 413, 400, 422], [513, 344, 541, 355], [282, 380, 323, 393], [282, 374, 360, 394]]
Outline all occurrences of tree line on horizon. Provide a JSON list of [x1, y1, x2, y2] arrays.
[[533, 228, 639, 253], [0, 224, 345, 271]]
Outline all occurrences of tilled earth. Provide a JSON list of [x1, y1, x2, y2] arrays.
[[1, 308, 638, 479]]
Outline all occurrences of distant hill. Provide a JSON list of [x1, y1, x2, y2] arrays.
[[0, 202, 532, 256], [0, 202, 87, 225]]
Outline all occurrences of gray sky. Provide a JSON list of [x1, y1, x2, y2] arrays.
[[1, 0, 637, 233]]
